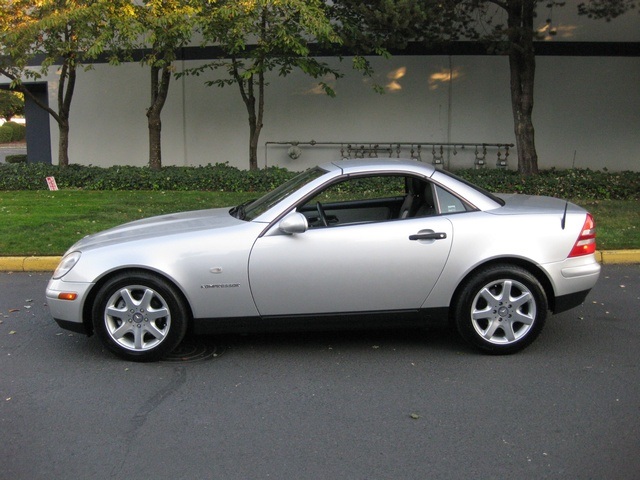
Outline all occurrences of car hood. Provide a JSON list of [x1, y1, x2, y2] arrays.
[[70, 207, 244, 251]]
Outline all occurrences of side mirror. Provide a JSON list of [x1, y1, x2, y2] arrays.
[[278, 212, 308, 234]]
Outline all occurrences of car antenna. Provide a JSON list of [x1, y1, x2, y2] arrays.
[[561, 201, 569, 230]]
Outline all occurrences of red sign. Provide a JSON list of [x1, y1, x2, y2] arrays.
[[46, 176, 58, 191]]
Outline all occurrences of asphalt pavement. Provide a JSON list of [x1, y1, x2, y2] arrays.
[[1, 265, 639, 479]]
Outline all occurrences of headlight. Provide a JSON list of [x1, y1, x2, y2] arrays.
[[53, 251, 82, 279]]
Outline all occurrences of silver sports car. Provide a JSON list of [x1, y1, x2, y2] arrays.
[[47, 159, 601, 361]]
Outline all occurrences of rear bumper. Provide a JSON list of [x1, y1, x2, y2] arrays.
[[544, 254, 601, 297], [546, 254, 600, 313], [554, 289, 592, 314]]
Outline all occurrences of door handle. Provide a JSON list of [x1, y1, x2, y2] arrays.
[[409, 232, 447, 241]]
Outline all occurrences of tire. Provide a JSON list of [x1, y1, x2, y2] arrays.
[[92, 271, 189, 362], [453, 264, 547, 355]]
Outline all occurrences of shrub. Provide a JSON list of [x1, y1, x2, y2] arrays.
[[4, 121, 26, 142], [454, 168, 640, 201], [5, 154, 27, 164], [0, 125, 12, 143], [0, 162, 299, 192]]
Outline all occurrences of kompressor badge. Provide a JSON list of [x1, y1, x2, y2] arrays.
[[201, 283, 240, 289]]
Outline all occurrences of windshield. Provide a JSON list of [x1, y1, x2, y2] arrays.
[[234, 167, 326, 221]]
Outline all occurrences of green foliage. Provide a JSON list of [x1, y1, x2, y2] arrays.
[[0, 162, 638, 201], [3, 121, 26, 141], [578, 0, 639, 20], [0, 162, 296, 192], [454, 168, 640, 201], [0, 91, 24, 121], [0, 126, 12, 143], [5, 155, 27, 164], [331, 0, 456, 51]]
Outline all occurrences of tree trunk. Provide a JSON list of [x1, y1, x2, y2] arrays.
[[247, 76, 259, 171], [58, 120, 70, 168], [148, 110, 162, 170], [249, 120, 259, 171], [147, 64, 172, 171], [56, 58, 76, 168], [234, 59, 263, 171], [506, 0, 539, 175], [248, 70, 265, 172]]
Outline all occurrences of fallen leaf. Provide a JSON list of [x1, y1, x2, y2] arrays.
[[410, 413, 420, 420], [9, 331, 16, 335], [8, 309, 19, 313]]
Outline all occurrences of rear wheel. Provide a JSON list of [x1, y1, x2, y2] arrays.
[[453, 265, 547, 354], [92, 271, 188, 362]]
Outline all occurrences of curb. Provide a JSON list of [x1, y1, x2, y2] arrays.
[[1, 256, 62, 272], [596, 250, 640, 265], [1, 250, 639, 272]]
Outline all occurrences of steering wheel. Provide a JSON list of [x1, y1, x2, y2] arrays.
[[316, 202, 329, 227]]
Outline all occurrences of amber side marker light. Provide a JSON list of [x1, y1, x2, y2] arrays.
[[58, 292, 78, 301]]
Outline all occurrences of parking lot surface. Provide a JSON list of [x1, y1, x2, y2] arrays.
[[1, 265, 639, 479]]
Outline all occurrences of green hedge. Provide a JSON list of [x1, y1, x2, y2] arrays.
[[454, 168, 640, 201], [0, 162, 638, 200], [3, 122, 26, 141], [0, 162, 296, 192], [0, 125, 12, 143], [0, 122, 26, 142], [5, 154, 27, 164]]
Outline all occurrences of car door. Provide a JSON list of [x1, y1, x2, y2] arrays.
[[248, 215, 453, 317]]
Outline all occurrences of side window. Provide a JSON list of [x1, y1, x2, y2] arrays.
[[298, 175, 407, 228], [435, 185, 469, 214], [311, 176, 405, 204]]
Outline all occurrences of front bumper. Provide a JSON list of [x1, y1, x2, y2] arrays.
[[46, 278, 94, 336]]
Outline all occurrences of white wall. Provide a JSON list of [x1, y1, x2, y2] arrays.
[[51, 51, 638, 172], [534, 56, 640, 171]]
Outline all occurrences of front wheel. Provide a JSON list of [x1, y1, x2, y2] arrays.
[[453, 265, 548, 355], [92, 271, 189, 362]]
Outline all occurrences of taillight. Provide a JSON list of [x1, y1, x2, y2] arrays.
[[568, 213, 596, 257]]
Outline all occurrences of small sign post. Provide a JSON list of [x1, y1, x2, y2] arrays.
[[46, 176, 59, 191]]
